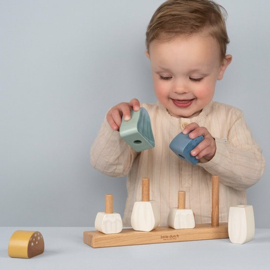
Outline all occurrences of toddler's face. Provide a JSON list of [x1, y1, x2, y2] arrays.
[[147, 32, 231, 118]]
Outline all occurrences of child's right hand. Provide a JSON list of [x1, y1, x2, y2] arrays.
[[106, 98, 140, 131]]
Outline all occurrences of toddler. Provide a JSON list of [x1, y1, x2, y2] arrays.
[[91, 0, 265, 226]]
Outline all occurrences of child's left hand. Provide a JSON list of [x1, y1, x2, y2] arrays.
[[183, 123, 216, 162]]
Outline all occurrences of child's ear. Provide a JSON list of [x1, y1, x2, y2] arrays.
[[145, 51, 150, 58], [217, 54, 232, 80]]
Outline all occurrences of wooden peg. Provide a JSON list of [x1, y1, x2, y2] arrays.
[[142, 178, 150, 201], [131, 177, 160, 232], [211, 175, 219, 227], [95, 194, 123, 234], [105, 194, 113, 214], [178, 191, 185, 209], [168, 190, 195, 229]]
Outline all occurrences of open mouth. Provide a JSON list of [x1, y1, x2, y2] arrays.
[[172, 99, 194, 108]]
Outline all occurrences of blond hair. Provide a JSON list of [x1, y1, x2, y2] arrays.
[[146, 0, 230, 60]]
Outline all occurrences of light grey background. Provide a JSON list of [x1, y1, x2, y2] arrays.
[[0, 0, 269, 227]]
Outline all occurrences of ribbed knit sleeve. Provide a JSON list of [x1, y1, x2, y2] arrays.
[[90, 118, 138, 177], [199, 110, 265, 190]]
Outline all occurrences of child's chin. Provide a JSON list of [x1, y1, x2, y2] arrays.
[[169, 108, 201, 118]]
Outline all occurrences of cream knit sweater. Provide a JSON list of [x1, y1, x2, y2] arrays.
[[91, 101, 265, 226]]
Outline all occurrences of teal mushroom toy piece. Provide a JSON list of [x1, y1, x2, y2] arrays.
[[119, 107, 155, 152]]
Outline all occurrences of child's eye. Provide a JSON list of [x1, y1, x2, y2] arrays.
[[189, 77, 203, 82], [160, 75, 172, 80]]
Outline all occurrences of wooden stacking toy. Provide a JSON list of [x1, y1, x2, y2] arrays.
[[84, 175, 229, 248], [119, 107, 155, 152], [169, 132, 204, 165], [95, 194, 123, 234], [168, 191, 195, 229], [131, 178, 160, 232], [228, 205, 255, 244], [8, 230, 44, 258]]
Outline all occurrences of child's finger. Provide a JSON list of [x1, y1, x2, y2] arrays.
[[182, 122, 199, 134], [106, 112, 120, 131], [191, 136, 216, 161], [197, 144, 216, 161], [120, 103, 132, 121], [129, 98, 140, 111], [190, 139, 210, 157], [188, 126, 208, 139], [196, 146, 213, 160], [111, 108, 124, 127]]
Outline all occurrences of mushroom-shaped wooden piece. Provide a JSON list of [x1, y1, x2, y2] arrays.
[[95, 194, 123, 234], [8, 231, 44, 259], [228, 205, 255, 244], [119, 107, 155, 152], [169, 132, 204, 165], [131, 178, 160, 232], [168, 191, 195, 229]]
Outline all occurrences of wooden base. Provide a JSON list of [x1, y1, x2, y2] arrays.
[[84, 223, 228, 248]]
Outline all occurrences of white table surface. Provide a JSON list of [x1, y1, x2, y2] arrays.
[[1, 227, 269, 270]]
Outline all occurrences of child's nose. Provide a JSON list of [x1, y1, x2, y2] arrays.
[[172, 79, 188, 94]]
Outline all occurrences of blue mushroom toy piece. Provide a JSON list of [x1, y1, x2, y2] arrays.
[[169, 132, 204, 165]]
